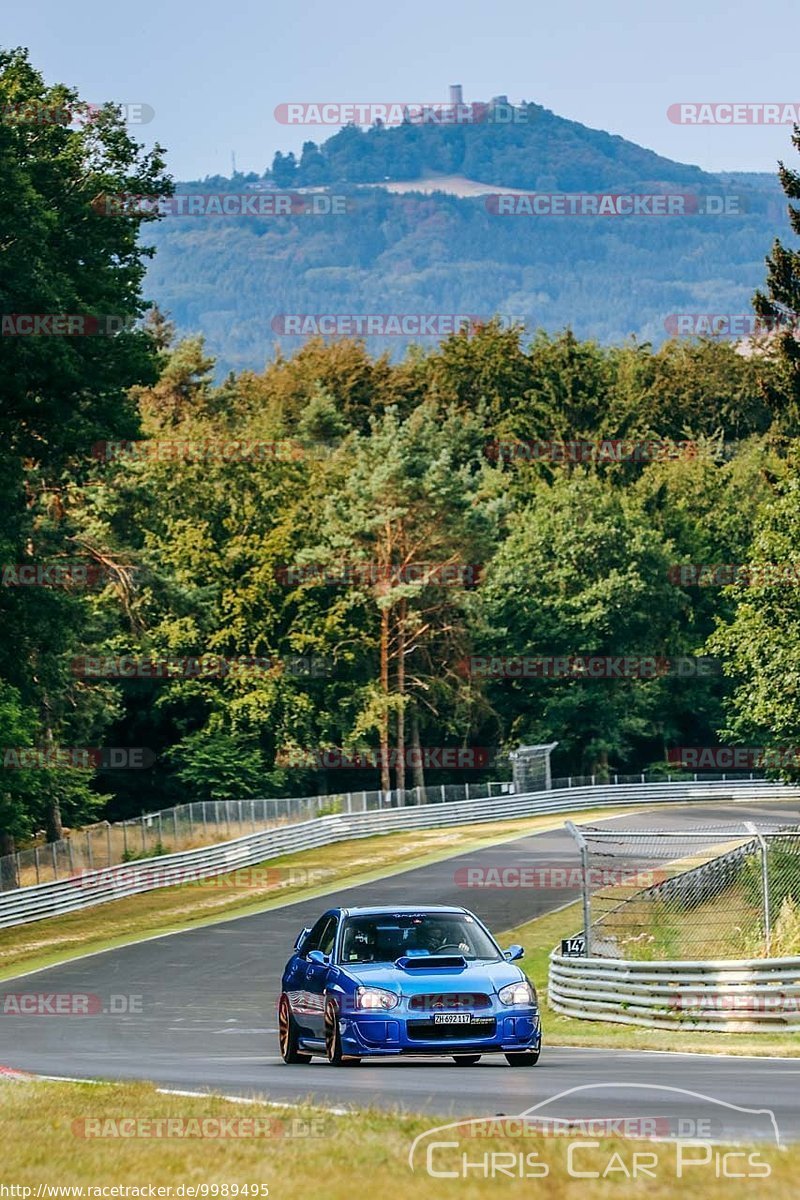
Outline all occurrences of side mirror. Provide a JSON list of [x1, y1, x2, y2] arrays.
[[307, 949, 330, 966], [503, 944, 524, 961], [294, 927, 312, 952]]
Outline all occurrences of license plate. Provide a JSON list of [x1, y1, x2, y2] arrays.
[[433, 1012, 472, 1024]]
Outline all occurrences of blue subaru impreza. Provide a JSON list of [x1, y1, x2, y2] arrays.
[[278, 904, 541, 1066]]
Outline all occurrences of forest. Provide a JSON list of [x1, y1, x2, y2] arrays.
[[4, 47, 800, 858]]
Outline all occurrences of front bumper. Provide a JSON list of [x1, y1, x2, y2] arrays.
[[338, 1007, 542, 1057]]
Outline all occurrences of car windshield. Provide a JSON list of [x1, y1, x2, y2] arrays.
[[338, 913, 502, 964]]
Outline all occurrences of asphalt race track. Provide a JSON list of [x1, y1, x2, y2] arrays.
[[2, 799, 800, 1143]]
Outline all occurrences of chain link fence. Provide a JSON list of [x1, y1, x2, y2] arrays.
[[566, 820, 800, 960], [0, 781, 517, 891], [0, 760, 767, 894]]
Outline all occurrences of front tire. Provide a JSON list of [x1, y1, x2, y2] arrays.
[[324, 999, 361, 1066], [278, 995, 312, 1064], [453, 1055, 481, 1065], [505, 1050, 539, 1067]]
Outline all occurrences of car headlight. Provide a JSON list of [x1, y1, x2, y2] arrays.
[[498, 980, 537, 1006], [355, 986, 399, 1010]]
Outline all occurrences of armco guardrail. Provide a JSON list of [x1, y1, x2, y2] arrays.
[[1, 778, 799, 929], [548, 951, 800, 1032]]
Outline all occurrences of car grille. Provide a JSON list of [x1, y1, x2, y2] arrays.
[[406, 1018, 496, 1041], [408, 992, 492, 1012]]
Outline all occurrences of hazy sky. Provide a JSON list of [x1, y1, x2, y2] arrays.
[[5, 0, 797, 181]]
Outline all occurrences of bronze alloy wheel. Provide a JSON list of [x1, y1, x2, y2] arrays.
[[278, 994, 312, 1064], [324, 998, 361, 1066]]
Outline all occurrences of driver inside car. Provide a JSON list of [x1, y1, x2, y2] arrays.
[[421, 921, 471, 955]]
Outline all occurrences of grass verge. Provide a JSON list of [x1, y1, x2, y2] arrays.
[[0, 1078, 792, 1198]]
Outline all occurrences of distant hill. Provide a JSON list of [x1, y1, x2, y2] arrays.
[[266, 101, 716, 192], [143, 104, 791, 376]]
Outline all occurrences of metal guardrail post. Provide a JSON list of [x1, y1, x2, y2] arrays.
[[746, 821, 772, 955], [565, 820, 591, 957]]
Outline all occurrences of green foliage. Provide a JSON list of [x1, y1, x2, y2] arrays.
[[8, 48, 800, 843], [0, 46, 171, 846]]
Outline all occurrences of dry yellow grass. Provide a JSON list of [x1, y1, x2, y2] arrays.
[[0, 1079, 794, 1200]]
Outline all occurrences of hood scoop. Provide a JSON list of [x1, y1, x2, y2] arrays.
[[394, 955, 467, 969]]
